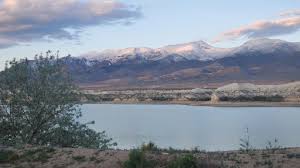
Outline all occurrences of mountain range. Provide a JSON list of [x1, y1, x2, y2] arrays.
[[62, 38, 300, 89]]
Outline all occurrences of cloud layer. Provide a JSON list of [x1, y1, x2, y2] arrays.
[[0, 0, 141, 48], [214, 9, 300, 42], [280, 9, 300, 17]]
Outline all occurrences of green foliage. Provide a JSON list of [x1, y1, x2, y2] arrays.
[[0, 52, 115, 149], [168, 154, 198, 168], [287, 153, 300, 159], [0, 147, 56, 163], [141, 141, 159, 152], [72, 155, 87, 162], [89, 156, 97, 162], [0, 150, 19, 163], [123, 149, 155, 168], [124, 149, 145, 168], [21, 147, 56, 163]]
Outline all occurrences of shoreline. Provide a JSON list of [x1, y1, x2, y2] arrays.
[[81, 100, 300, 107], [81, 81, 300, 107]]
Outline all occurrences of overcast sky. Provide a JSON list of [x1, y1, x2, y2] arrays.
[[0, 0, 300, 69]]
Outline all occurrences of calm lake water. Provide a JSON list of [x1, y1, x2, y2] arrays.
[[80, 104, 300, 151]]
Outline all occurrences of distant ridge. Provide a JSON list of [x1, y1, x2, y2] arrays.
[[80, 38, 300, 62], [80, 40, 231, 62], [63, 38, 300, 89]]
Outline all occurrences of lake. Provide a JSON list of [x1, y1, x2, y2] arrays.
[[80, 104, 300, 151]]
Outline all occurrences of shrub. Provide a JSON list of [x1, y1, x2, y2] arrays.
[[168, 154, 198, 168], [123, 149, 155, 168], [0, 150, 19, 163], [287, 153, 300, 159], [141, 142, 159, 152], [21, 147, 56, 163], [0, 53, 115, 149], [72, 155, 86, 162]]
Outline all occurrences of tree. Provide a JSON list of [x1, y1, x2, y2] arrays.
[[0, 51, 115, 149]]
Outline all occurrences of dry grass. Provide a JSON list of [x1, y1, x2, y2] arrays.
[[0, 147, 300, 168]]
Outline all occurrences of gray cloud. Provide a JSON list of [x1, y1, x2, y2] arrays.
[[0, 39, 18, 49], [214, 9, 300, 42], [0, 0, 141, 48]]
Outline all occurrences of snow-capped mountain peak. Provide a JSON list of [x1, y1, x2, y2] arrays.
[[81, 40, 231, 62], [82, 47, 156, 62], [160, 40, 212, 53], [233, 38, 300, 54], [157, 40, 231, 60], [80, 38, 300, 63]]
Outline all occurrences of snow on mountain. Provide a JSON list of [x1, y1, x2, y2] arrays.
[[66, 38, 300, 88], [158, 41, 231, 60], [80, 40, 231, 63], [80, 38, 300, 63], [233, 38, 300, 54], [82, 47, 156, 62]]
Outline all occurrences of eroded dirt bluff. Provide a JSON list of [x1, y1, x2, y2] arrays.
[[81, 82, 300, 104]]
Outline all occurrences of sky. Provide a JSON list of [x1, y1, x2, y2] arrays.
[[0, 0, 300, 69]]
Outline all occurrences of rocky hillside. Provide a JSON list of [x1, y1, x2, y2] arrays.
[[83, 88, 213, 102], [63, 38, 300, 89], [82, 82, 300, 104], [214, 82, 300, 102]]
